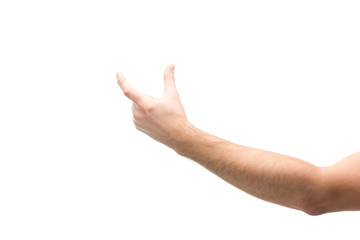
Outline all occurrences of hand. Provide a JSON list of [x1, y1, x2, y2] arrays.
[[117, 64, 190, 149]]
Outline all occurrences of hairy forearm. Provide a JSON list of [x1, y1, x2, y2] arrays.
[[118, 65, 360, 215], [173, 123, 326, 215]]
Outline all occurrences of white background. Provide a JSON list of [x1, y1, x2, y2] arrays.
[[1, 0, 360, 239]]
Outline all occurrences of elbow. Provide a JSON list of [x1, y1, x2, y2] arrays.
[[301, 193, 330, 216], [301, 168, 330, 216], [302, 203, 327, 216]]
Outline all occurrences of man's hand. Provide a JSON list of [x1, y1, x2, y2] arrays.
[[117, 64, 360, 215], [117, 64, 190, 149]]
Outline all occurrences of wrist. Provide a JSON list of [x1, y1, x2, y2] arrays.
[[170, 122, 223, 161], [169, 121, 200, 156]]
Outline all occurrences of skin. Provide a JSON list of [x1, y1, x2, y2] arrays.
[[117, 64, 360, 216]]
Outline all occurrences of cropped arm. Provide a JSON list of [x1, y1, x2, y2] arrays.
[[117, 64, 360, 216]]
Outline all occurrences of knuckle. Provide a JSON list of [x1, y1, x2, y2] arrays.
[[132, 117, 137, 125], [132, 120, 143, 133], [144, 103, 154, 113], [135, 125, 144, 133], [133, 111, 142, 121], [123, 88, 131, 97]]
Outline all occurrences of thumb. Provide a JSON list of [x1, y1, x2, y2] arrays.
[[163, 64, 176, 95]]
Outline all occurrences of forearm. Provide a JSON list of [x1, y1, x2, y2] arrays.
[[118, 65, 360, 215], [173, 123, 326, 215]]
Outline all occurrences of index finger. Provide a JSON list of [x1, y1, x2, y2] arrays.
[[116, 72, 144, 105]]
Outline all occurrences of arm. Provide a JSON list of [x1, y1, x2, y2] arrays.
[[116, 64, 360, 215]]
